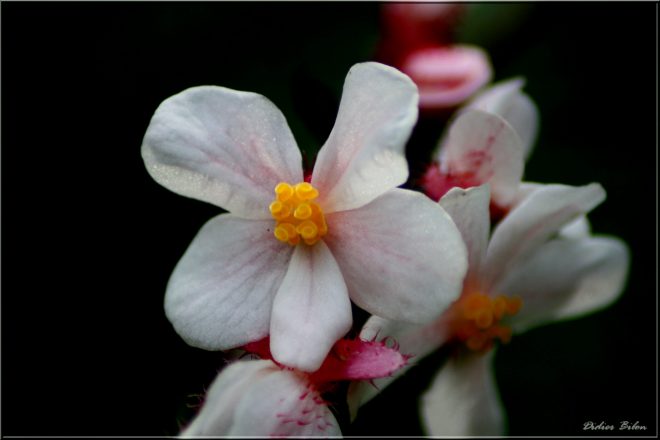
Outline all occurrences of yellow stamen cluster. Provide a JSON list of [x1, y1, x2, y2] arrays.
[[269, 182, 328, 246], [450, 292, 522, 352]]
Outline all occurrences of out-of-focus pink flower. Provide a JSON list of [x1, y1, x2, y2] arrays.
[[181, 337, 408, 437], [377, 3, 492, 112], [401, 46, 492, 112]]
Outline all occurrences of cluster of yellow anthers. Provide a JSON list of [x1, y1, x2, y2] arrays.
[[269, 182, 328, 246], [451, 292, 522, 352]]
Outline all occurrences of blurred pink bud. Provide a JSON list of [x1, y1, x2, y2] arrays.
[[401, 46, 493, 111], [378, 3, 467, 65]]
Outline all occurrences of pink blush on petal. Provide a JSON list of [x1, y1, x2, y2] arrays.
[[309, 339, 409, 383]]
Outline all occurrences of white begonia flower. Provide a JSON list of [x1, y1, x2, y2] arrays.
[[349, 184, 629, 435], [181, 338, 409, 437], [141, 62, 468, 373], [421, 79, 539, 210]]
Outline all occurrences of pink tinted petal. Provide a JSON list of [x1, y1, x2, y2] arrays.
[[439, 185, 491, 287], [165, 214, 293, 351], [270, 241, 352, 372], [228, 367, 341, 437], [311, 339, 408, 383], [484, 183, 606, 290], [421, 352, 504, 436], [181, 360, 276, 437], [467, 78, 539, 158], [325, 188, 467, 323], [438, 109, 524, 207], [496, 236, 629, 334], [401, 46, 492, 110], [142, 86, 303, 219], [347, 314, 452, 412], [312, 62, 418, 213]]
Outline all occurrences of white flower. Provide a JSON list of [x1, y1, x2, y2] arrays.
[[141, 62, 468, 372], [349, 184, 629, 435], [421, 79, 538, 210], [181, 338, 408, 437]]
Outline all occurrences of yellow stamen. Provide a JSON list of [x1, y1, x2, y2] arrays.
[[269, 181, 327, 246], [450, 292, 523, 353]]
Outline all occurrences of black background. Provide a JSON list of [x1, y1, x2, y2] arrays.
[[1, 2, 656, 436]]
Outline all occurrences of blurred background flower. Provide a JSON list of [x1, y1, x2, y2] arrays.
[[1, 2, 655, 436]]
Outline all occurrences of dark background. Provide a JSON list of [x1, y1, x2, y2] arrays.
[[1, 2, 656, 436]]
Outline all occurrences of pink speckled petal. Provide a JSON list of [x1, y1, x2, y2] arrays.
[[467, 78, 539, 159], [438, 109, 524, 207], [181, 360, 275, 437], [229, 364, 341, 436]]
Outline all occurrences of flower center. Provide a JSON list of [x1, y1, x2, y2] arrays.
[[269, 182, 328, 246], [450, 292, 522, 352]]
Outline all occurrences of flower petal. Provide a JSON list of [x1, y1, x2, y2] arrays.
[[421, 352, 505, 436], [325, 188, 468, 323], [311, 338, 408, 383], [439, 185, 491, 287], [228, 365, 341, 436], [496, 236, 630, 333], [312, 62, 418, 213], [165, 214, 294, 350], [402, 45, 492, 110], [484, 183, 606, 290], [437, 109, 525, 207], [347, 314, 452, 412], [142, 86, 303, 219], [467, 78, 539, 159], [270, 240, 352, 372], [560, 215, 591, 239], [181, 360, 275, 437]]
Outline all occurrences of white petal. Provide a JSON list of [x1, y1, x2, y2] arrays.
[[348, 314, 451, 412], [270, 241, 352, 372], [421, 352, 505, 436], [165, 214, 293, 350], [142, 86, 303, 219], [439, 185, 491, 286], [496, 236, 630, 334], [484, 183, 606, 290], [228, 367, 341, 436], [181, 360, 276, 437], [438, 109, 525, 207], [325, 188, 468, 323], [312, 62, 418, 213], [467, 78, 539, 159], [560, 215, 591, 239]]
